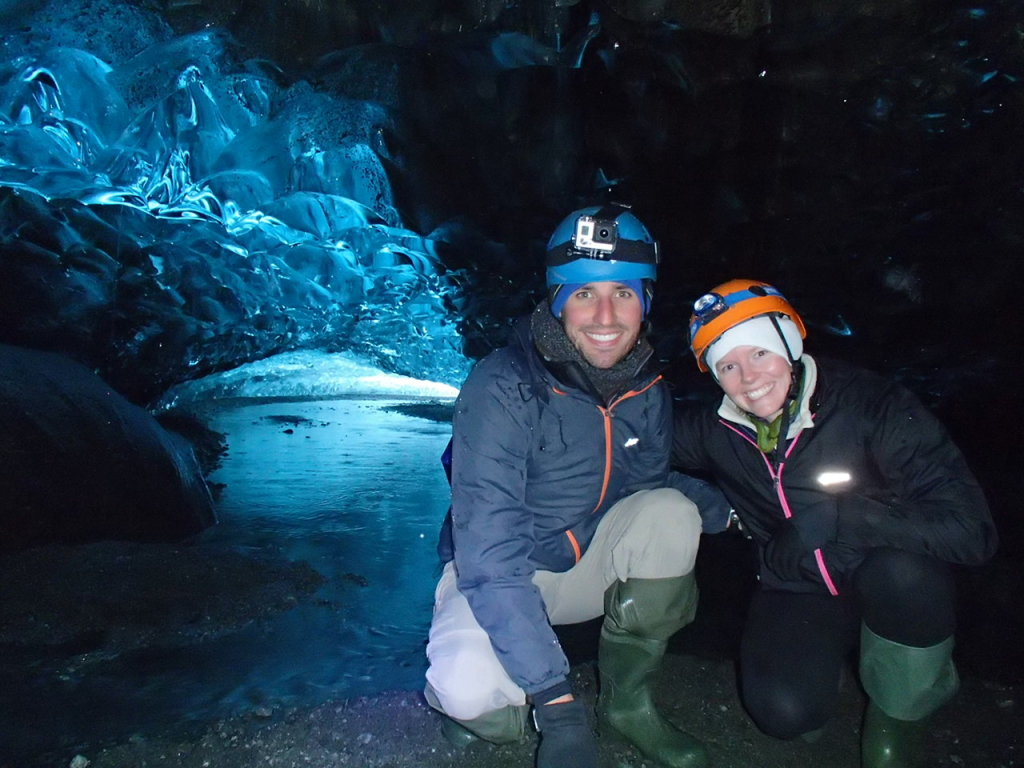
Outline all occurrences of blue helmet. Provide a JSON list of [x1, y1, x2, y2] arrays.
[[545, 204, 659, 286]]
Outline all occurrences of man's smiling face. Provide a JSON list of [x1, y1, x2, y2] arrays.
[[561, 281, 643, 369]]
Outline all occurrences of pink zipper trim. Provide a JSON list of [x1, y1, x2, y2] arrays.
[[719, 420, 840, 595], [814, 550, 838, 595]]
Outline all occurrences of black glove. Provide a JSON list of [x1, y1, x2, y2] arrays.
[[764, 501, 838, 582], [533, 698, 598, 768], [764, 518, 813, 581]]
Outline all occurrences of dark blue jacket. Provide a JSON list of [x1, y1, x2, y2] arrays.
[[437, 314, 679, 695]]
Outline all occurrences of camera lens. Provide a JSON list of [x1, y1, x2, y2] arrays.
[[598, 228, 610, 239]]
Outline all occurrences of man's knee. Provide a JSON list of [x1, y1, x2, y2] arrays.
[[642, 486, 702, 528], [426, 638, 525, 721], [627, 488, 702, 573], [426, 671, 504, 721], [426, 681, 495, 722], [425, 681, 527, 744]]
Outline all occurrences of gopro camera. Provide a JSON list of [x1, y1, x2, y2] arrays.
[[574, 215, 617, 254]]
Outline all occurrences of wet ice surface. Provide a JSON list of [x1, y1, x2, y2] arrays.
[[0, 394, 455, 763], [200, 396, 454, 705]]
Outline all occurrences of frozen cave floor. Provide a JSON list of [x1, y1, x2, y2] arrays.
[[1, 539, 1021, 768]]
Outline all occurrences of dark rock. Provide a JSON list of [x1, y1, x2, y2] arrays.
[[0, 343, 216, 551]]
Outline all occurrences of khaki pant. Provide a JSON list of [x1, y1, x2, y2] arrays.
[[424, 487, 701, 721]]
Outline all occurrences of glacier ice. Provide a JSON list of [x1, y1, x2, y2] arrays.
[[0, 22, 472, 404], [158, 348, 459, 409]]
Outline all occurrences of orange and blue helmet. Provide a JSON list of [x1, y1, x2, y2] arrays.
[[689, 279, 807, 372]]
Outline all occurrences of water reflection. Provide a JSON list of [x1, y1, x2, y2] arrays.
[[3, 396, 453, 764], [202, 397, 453, 703]]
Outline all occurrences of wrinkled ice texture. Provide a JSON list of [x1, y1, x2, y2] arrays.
[[0, 37, 472, 399]]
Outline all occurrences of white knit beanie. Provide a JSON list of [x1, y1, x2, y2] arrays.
[[705, 315, 804, 378]]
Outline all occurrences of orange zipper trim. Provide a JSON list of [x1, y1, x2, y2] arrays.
[[565, 530, 582, 563], [552, 375, 664, 516]]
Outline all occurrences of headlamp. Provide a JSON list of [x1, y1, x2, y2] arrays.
[[692, 292, 727, 322]]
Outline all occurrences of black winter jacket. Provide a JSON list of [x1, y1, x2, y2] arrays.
[[672, 356, 998, 594]]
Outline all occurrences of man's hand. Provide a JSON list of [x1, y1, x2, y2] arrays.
[[533, 697, 598, 768]]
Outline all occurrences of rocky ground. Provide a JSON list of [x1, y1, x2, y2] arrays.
[[1, 534, 1021, 768], [76, 655, 1021, 768]]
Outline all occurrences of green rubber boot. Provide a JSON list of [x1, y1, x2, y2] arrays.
[[439, 715, 480, 748], [859, 624, 959, 768], [597, 574, 709, 768], [438, 706, 528, 748], [424, 683, 528, 748], [861, 701, 929, 768]]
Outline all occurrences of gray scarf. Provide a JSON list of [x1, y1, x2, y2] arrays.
[[530, 301, 653, 404]]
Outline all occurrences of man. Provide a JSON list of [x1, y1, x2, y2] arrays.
[[673, 279, 998, 768], [424, 205, 718, 768]]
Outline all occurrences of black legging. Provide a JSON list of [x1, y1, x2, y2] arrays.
[[739, 548, 956, 739]]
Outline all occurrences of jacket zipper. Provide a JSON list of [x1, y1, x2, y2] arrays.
[[720, 420, 840, 595], [592, 376, 662, 513], [552, 375, 663, 563]]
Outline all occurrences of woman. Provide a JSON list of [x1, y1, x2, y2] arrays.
[[671, 279, 998, 768]]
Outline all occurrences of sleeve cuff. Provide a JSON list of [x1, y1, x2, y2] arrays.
[[530, 678, 572, 706]]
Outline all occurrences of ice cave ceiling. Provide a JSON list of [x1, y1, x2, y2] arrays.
[[0, 0, 1021, 415]]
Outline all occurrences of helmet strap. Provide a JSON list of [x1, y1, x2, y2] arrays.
[[767, 312, 798, 365], [758, 357, 805, 461], [770, 402, 793, 464], [766, 310, 804, 408]]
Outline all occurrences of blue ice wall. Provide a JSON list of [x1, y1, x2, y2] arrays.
[[1, 0, 1022, 433], [0, 4, 480, 403]]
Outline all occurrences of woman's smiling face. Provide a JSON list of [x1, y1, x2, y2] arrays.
[[714, 346, 793, 420]]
